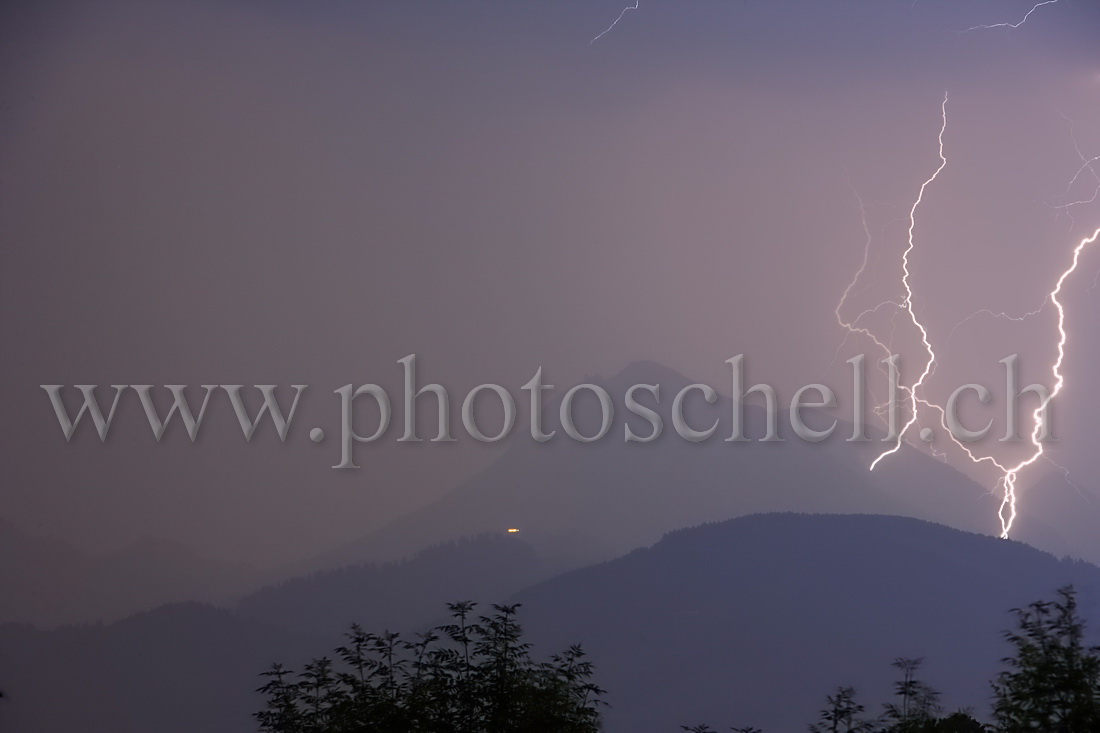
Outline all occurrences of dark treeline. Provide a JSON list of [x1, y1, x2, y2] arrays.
[[256, 587, 1100, 733], [255, 601, 602, 733], [685, 586, 1100, 733]]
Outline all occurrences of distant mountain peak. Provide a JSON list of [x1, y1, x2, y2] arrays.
[[604, 360, 699, 392]]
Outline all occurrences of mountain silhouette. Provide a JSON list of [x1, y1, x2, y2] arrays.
[[515, 513, 1100, 732], [237, 533, 554, 637]]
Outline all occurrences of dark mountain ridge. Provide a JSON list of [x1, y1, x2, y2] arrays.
[[516, 513, 1100, 732]]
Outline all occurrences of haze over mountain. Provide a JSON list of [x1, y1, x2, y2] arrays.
[[298, 361, 1093, 575], [236, 533, 555, 638], [0, 517, 255, 627], [8, 360, 1094, 634]]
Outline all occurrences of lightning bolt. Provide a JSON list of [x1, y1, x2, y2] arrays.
[[963, 0, 1059, 32], [590, 1, 640, 46], [869, 93, 949, 470], [838, 93, 1098, 539], [995, 227, 1100, 536], [584, 1, 1098, 540], [848, 0, 1098, 538]]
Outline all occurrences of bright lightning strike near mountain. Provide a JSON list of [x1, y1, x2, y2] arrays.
[[588, 0, 1099, 540], [830, 0, 1097, 539], [837, 91, 1099, 538], [995, 228, 1100, 536]]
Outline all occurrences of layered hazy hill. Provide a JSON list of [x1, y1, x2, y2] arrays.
[[297, 360, 1087, 575], [3, 513, 1099, 733], [0, 518, 255, 627], [236, 533, 555, 638]]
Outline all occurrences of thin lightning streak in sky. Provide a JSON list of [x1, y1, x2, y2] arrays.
[[590, 1, 639, 46], [827, 190, 908, 429], [1042, 454, 1090, 503], [997, 227, 1100, 536], [869, 93, 949, 471], [1061, 157, 1100, 200], [1045, 112, 1100, 234], [1056, 161, 1100, 218], [1059, 150, 1100, 204], [851, 301, 905, 331], [944, 304, 1046, 347], [963, 0, 1059, 32], [832, 190, 899, 361]]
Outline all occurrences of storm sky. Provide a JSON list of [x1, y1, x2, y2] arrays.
[[2, 0, 1099, 568]]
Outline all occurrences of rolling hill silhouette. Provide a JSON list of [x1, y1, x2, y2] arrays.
[[515, 513, 1100, 732]]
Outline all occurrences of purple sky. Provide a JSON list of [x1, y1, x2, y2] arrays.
[[2, 0, 1099, 568]]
